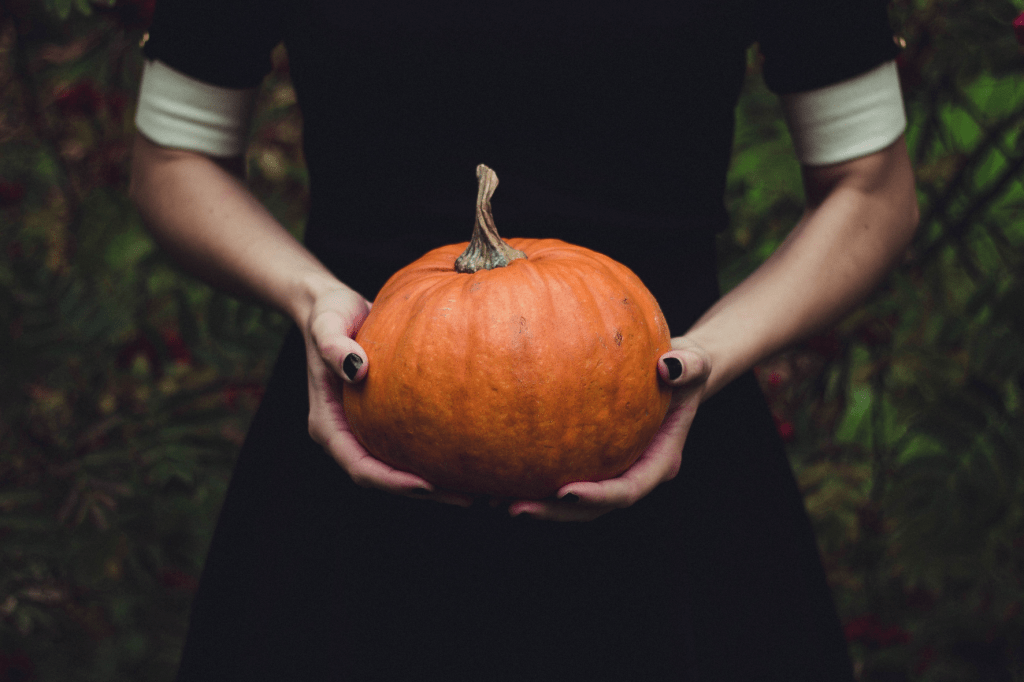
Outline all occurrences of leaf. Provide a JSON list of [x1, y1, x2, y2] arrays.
[[43, 0, 74, 20], [0, 490, 44, 508], [173, 286, 204, 352], [81, 446, 132, 469], [0, 516, 55, 532], [146, 460, 196, 489], [104, 229, 155, 272]]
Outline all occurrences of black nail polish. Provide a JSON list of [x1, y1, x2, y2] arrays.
[[664, 357, 683, 380], [342, 353, 363, 381], [560, 492, 580, 504]]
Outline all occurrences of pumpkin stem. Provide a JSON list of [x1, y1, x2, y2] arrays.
[[454, 164, 528, 273]]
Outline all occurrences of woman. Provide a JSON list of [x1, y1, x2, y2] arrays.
[[130, 0, 918, 679]]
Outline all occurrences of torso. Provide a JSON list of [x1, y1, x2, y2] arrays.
[[283, 0, 752, 323]]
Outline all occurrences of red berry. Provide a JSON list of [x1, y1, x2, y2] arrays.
[[55, 81, 103, 117], [772, 413, 795, 442], [159, 568, 199, 593], [161, 329, 193, 365], [0, 180, 25, 206]]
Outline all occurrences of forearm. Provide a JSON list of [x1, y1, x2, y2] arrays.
[[128, 132, 346, 326], [685, 136, 919, 398]]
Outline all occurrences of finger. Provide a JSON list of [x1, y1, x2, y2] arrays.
[[507, 497, 609, 522], [305, 311, 471, 508], [561, 448, 673, 509], [310, 309, 370, 383], [658, 348, 711, 388], [508, 484, 623, 521], [324, 430, 472, 507], [308, 368, 422, 492], [511, 403, 696, 522], [508, 450, 671, 521]]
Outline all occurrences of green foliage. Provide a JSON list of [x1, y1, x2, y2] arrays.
[[40, 0, 116, 21], [0, 1, 299, 679], [1, 0, 1023, 680], [740, 1, 1024, 679]]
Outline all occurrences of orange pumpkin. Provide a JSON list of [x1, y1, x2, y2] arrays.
[[342, 165, 672, 499]]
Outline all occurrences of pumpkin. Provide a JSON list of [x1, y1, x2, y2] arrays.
[[342, 165, 672, 499]]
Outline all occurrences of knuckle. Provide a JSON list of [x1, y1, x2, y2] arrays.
[[307, 415, 322, 443], [664, 463, 681, 482], [317, 340, 339, 359], [308, 322, 327, 348], [349, 470, 373, 489], [614, 482, 641, 508]]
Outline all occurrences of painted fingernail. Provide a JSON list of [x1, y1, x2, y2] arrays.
[[664, 357, 683, 380], [410, 487, 431, 496], [560, 492, 580, 504], [342, 353, 364, 382]]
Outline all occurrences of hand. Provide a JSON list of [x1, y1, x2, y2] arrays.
[[506, 338, 712, 522], [304, 287, 473, 507]]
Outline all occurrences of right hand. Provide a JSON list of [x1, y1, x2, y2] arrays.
[[303, 286, 473, 507]]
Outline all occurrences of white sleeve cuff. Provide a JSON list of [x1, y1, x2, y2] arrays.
[[134, 59, 258, 157], [780, 60, 907, 166]]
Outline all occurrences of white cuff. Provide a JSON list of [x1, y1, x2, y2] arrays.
[[781, 60, 907, 166], [134, 60, 258, 157]]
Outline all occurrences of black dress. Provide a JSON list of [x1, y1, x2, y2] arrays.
[[144, 1, 898, 680]]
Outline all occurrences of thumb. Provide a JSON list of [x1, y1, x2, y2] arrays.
[[309, 307, 370, 384], [657, 346, 711, 388]]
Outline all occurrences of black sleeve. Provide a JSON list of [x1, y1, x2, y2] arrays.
[[142, 0, 290, 89], [755, 0, 900, 94]]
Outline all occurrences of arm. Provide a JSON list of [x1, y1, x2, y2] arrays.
[[128, 132, 340, 324], [513, 136, 918, 521], [129, 132, 472, 506], [687, 134, 919, 398]]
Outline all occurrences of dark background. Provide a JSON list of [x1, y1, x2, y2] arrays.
[[1, 0, 1023, 679]]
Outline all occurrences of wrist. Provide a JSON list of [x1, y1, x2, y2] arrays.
[[285, 268, 352, 329], [672, 332, 753, 400]]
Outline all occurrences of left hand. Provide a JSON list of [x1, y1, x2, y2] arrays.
[[507, 338, 712, 522], [305, 286, 474, 508]]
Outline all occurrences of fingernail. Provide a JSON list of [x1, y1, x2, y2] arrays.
[[560, 492, 580, 504], [664, 357, 683, 381], [342, 353, 364, 382], [410, 487, 431, 496]]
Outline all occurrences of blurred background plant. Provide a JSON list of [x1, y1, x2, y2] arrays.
[[0, 0, 1021, 679], [729, 1, 1024, 679]]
